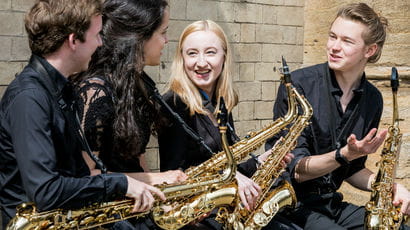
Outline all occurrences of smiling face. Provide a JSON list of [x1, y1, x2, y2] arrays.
[[182, 30, 225, 97], [326, 17, 376, 73], [74, 14, 103, 72]]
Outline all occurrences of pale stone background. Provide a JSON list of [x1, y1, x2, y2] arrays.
[[0, 0, 409, 227]]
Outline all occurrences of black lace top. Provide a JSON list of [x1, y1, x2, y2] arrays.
[[76, 76, 149, 172]]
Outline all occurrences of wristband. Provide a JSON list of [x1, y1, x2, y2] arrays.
[[335, 148, 350, 166]]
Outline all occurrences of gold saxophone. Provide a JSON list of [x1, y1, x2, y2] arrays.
[[6, 99, 237, 230], [151, 97, 238, 229], [150, 58, 302, 229], [185, 62, 298, 179], [365, 67, 408, 230], [221, 57, 312, 230]]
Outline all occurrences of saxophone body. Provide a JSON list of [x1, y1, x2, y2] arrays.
[[152, 97, 238, 229], [224, 63, 313, 230], [185, 66, 298, 179], [6, 99, 238, 230], [365, 67, 407, 230]]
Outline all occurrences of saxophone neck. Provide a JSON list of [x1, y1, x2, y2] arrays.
[[218, 97, 236, 182]]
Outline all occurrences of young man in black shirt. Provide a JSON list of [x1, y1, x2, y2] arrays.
[[266, 3, 410, 229], [0, 0, 164, 228]]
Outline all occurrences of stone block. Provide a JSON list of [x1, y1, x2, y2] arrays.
[[239, 63, 255, 81], [237, 101, 254, 120], [217, 2, 235, 22], [0, 12, 24, 36], [168, 20, 190, 42], [262, 5, 277, 25], [276, 6, 304, 26], [256, 24, 283, 44], [234, 3, 262, 23], [219, 22, 240, 43], [234, 120, 260, 138], [262, 44, 303, 63], [261, 81, 277, 101], [240, 23, 255, 43], [255, 62, 279, 81], [236, 82, 261, 101], [0, 0, 11, 10], [11, 36, 30, 61], [145, 147, 159, 171], [159, 62, 172, 83], [296, 27, 304, 45], [0, 61, 21, 84], [249, 0, 283, 5], [12, 0, 34, 11], [232, 43, 261, 62], [255, 101, 273, 119], [284, 0, 305, 7], [187, 0, 218, 21], [0, 37, 12, 61], [166, 41, 178, 63], [169, 0, 186, 20]]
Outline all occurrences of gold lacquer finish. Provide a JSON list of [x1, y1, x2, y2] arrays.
[[221, 57, 313, 230], [365, 67, 408, 230], [152, 97, 238, 229], [184, 62, 298, 179], [6, 98, 238, 230]]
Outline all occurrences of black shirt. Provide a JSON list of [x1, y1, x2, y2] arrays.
[[0, 55, 127, 227], [158, 91, 258, 177], [265, 62, 383, 199]]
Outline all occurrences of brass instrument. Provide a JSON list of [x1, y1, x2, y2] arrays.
[[185, 61, 298, 179], [6, 99, 237, 230], [221, 57, 312, 230], [365, 67, 408, 229], [152, 97, 238, 229]]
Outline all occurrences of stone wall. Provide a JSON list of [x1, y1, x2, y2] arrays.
[[303, 0, 410, 206], [0, 0, 409, 215]]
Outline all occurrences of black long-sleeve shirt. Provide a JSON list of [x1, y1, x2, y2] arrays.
[[265, 62, 383, 199], [0, 55, 127, 228], [158, 91, 258, 177]]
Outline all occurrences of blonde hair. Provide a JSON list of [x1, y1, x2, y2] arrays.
[[333, 2, 388, 63], [166, 20, 238, 116]]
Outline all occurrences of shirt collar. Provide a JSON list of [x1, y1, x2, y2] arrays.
[[328, 68, 366, 96], [33, 54, 69, 94]]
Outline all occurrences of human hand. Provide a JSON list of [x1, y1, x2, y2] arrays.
[[343, 128, 387, 161], [280, 152, 294, 168], [161, 170, 188, 184], [126, 176, 166, 213], [393, 183, 410, 215], [236, 172, 261, 210]]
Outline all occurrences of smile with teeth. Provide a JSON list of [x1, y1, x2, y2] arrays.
[[195, 70, 211, 74]]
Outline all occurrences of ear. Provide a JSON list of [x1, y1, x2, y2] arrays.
[[364, 43, 378, 59], [67, 33, 77, 51]]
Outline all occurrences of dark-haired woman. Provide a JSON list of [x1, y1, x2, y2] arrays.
[[74, 0, 186, 229]]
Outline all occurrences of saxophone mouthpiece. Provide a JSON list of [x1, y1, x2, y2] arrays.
[[281, 56, 291, 84], [217, 97, 228, 128], [391, 67, 399, 92]]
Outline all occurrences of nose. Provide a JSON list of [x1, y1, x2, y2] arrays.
[[330, 39, 341, 51], [196, 54, 207, 67]]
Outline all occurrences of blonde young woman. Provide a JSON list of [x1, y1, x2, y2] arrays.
[[158, 20, 297, 230]]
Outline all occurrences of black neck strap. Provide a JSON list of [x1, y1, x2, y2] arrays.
[[29, 56, 107, 174]]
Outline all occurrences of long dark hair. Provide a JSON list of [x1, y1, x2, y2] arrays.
[[78, 0, 168, 159]]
